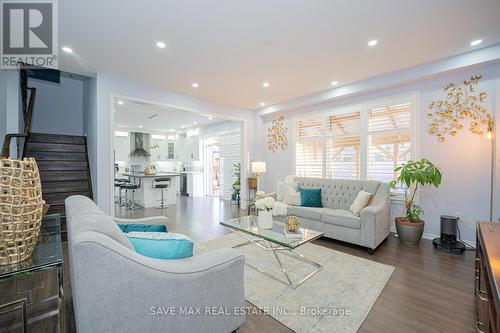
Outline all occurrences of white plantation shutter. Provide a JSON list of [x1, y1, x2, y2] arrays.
[[325, 112, 361, 179], [367, 103, 412, 183], [220, 131, 241, 200], [294, 96, 415, 186], [295, 117, 324, 177]]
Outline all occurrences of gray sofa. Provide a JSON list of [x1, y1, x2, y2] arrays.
[[65, 195, 245, 333], [274, 177, 390, 252]]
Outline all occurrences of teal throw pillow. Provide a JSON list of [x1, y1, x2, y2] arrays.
[[299, 188, 323, 208], [118, 223, 167, 233], [126, 232, 193, 259]]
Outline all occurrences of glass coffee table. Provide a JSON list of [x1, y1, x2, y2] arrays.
[[221, 215, 324, 289]]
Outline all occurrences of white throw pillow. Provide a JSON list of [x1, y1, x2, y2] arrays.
[[276, 181, 299, 202], [350, 190, 372, 216], [126, 232, 192, 240], [283, 191, 301, 206]]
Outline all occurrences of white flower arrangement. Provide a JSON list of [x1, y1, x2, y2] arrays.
[[255, 191, 266, 200], [255, 196, 275, 211]]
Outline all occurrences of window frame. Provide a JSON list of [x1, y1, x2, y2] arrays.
[[292, 92, 420, 202]]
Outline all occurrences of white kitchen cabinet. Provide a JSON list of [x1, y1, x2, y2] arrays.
[[167, 141, 176, 160], [114, 135, 130, 161], [186, 135, 200, 161], [149, 138, 167, 161], [182, 172, 203, 196]]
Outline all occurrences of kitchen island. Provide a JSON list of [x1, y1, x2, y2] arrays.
[[122, 173, 180, 208]]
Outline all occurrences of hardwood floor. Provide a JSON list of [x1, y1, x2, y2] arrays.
[[62, 196, 476, 332]]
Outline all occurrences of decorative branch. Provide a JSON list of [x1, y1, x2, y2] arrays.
[[427, 75, 494, 142], [267, 116, 288, 153]]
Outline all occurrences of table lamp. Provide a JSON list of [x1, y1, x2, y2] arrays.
[[251, 161, 266, 191]]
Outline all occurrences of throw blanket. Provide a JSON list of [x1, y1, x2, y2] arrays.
[[273, 201, 288, 216]]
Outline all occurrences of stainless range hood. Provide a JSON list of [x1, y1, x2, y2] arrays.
[[130, 132, 151, 157]]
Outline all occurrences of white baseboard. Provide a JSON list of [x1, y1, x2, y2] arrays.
[[389, 227, 475, 248]]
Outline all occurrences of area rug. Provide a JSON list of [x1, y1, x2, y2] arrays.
[[195, 234, 394, 333]]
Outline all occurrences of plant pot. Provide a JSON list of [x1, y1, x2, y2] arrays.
[[395, 217, 424, 245], [257, 210, 273, 229], [248, 178, 257, 190]]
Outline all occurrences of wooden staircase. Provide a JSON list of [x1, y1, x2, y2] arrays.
[[23, 132, 93, 240]]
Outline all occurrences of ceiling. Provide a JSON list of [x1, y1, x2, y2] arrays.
[[59, 0, 500, 110], [113, 99, 226, 132]]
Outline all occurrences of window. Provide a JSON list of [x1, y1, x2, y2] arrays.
[[367, 103, 412, 183], [325, 111, 361, 179], [295, 117, 323, 177], [293, 94, 417, 185]]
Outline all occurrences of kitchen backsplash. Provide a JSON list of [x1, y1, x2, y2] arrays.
[[116, 160, 203, 173], [181, 161, 204, 172]]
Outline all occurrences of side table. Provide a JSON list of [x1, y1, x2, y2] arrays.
[[0, 214, 64, 332]]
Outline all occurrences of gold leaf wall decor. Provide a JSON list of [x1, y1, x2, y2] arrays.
[[267, 116, 288, 153], [427, 75, 495, 142]]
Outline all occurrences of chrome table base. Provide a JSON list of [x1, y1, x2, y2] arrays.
[[232, 232, 323, 289]]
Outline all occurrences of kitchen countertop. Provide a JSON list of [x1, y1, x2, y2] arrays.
[[179, 171, 203, 174], [122, 172, 181, 178]]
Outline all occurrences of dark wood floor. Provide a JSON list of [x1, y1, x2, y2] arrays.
[[62, 196, 476, 333]]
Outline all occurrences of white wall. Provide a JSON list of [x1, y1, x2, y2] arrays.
[[255, 63, 500, 242], [83, 77, 97, 197], [29, 76, 84, 135], [0, 70, 21, 156], [90, 74, 255, 214], [205, 120, 240, 135]]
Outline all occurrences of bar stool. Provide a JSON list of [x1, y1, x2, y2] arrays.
[[124, 182, 140, 210], [152, 178, 171, 209], [114, 180, 129, 205]]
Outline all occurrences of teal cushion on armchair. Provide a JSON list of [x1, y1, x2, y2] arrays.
[[126, 232, 193, 259], [118, 224, 167, 233], [299, 188, 323, 208]]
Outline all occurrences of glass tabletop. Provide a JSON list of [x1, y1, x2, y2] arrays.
[[0, 214, 63, 279], [221, 215, 323, 249]]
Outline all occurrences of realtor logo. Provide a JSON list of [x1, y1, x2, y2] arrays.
[[1, 0, 58, 69]]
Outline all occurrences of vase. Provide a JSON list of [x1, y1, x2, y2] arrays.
[[0, 158, 43, 265], [258, 210, 273, 229]]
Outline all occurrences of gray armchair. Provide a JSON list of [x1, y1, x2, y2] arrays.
[[65, 195, 245, 333]]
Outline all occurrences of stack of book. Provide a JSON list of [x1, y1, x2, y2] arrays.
[[284, 228, 303, 240]]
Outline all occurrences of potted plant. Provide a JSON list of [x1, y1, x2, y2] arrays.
[[390, 158, 442, 245], [231, 163, 241, 201]]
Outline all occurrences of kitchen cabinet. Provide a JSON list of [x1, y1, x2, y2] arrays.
[[180, 172, 203, 196], [476, 221, 500, 333], [186, 135, 200, 161], [167, 141, 176, 160], [150, 138, 167, 161], [114, 134, 130, 161]]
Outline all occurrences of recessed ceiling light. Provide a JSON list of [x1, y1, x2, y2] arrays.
[[192, 82, 199, 88], [260, 102, 266, 107], [208, 117, 213, 120], [113, 110, 116, 113], [193, 122, 198, 125], [117, 100, 124, 105], [470, 39, 482, 46], [330, 81, 339, 86], [62, 46, 73, 53], [156, 41, 166, 49], [367, 40, 378, 47], [262, 82, 270, 88], [138, 125, 143, 128]]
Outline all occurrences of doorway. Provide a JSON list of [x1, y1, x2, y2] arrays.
[[204, 136, 221, 196]]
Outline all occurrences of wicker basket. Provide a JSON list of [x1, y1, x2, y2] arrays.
[[0, 158, 43, 265]]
